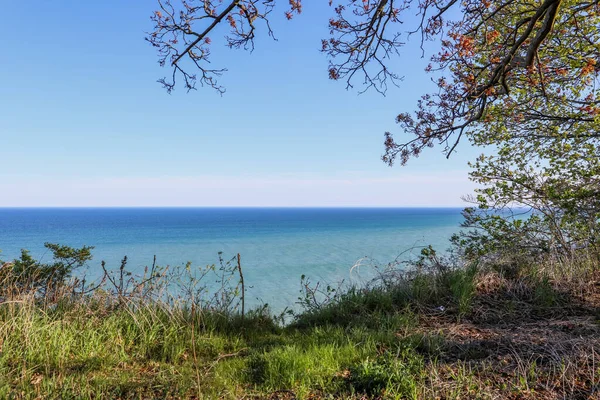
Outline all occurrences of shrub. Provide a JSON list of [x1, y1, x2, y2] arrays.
[[0, 243, 93, 298]]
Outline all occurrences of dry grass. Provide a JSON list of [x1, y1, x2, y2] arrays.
[[405, 264, 600, 400]]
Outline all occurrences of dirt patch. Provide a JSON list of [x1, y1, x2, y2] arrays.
[[407, 284, 600, 400]]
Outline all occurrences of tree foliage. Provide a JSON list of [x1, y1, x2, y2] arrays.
[[147, 0, 600, 259], [146, 0, 599, 162], [384, 0, 600, 164]]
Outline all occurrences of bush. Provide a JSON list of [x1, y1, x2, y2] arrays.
[[0, 243, 93, 297]]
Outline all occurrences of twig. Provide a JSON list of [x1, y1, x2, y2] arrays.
[[204, 348, 248, 374], [237, 253, 245, 321]]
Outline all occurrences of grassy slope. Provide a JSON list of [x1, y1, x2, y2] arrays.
[[1, 262, 599, 399]]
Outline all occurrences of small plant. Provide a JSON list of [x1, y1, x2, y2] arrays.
[[448, 264, 477, 319], [296, 274, 342, 312], [533, 275, 560, 308]]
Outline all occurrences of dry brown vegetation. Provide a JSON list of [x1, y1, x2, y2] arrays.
[[408, 267, 600, 400]]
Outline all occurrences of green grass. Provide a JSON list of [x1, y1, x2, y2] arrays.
[[0, 297, 424, 399], [0, 253, 598, 399]]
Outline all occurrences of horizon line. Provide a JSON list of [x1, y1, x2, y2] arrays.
[[0, 205, 468, 209]]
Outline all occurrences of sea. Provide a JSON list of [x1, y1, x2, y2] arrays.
[[0, 208, 464, 311]]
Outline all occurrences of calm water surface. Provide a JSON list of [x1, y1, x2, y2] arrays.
[[0, 208, 464, 310]]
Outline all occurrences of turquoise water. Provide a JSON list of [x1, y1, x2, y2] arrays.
[[0, 208, 463, 310]]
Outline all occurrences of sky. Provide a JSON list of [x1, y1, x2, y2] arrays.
[[0, 1, 479, 207]]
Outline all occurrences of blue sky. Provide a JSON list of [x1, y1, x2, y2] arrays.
[[1, 1, 478, 207]]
